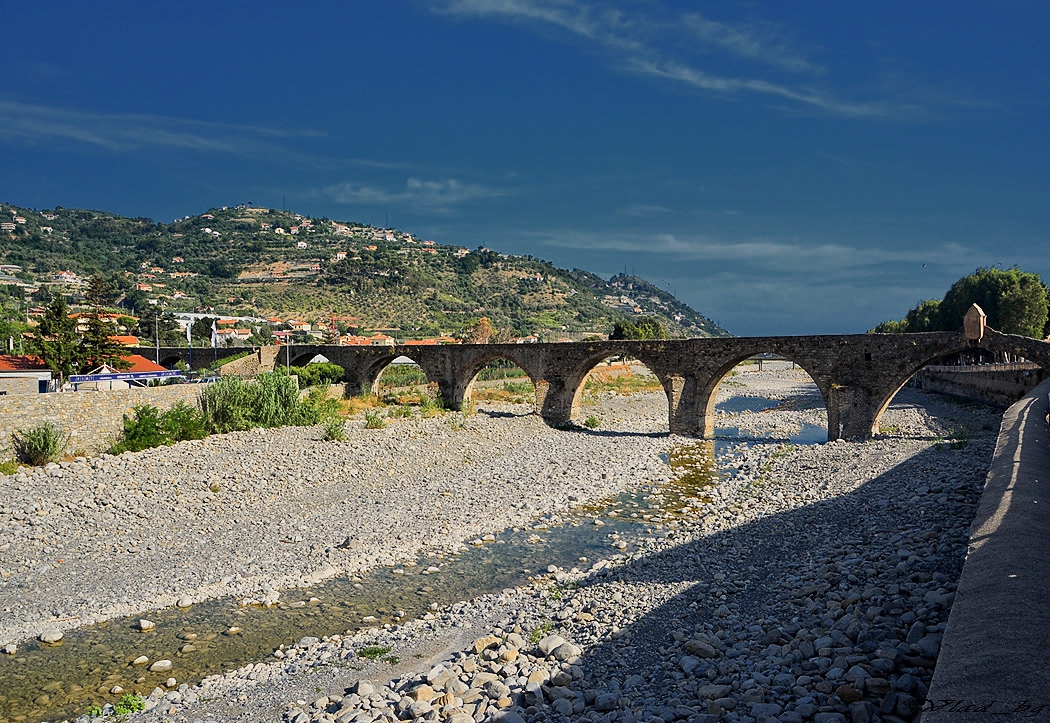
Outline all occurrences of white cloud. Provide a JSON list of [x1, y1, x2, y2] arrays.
[[324, 177, 505, 213], [431, 0, 901, 118]]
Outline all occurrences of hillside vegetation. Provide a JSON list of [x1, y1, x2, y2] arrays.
[[0, 202, 729, 340]]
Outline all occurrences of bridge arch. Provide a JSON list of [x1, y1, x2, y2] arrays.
[[550, 348, 673, 432], [868, 329, 1050, 437], [697, 352, 833, 440], [453, 351, 538, 411], [157, 354, 185, 370], [366, 354, 435, 402]]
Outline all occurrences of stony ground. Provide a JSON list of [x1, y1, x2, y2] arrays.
[[1, 369, 1002, 723]]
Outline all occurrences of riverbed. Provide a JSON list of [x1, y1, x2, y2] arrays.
[[0, 368, 1001, 722]]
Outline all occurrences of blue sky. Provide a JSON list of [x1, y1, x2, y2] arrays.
[[2, 1, 1047, 335]]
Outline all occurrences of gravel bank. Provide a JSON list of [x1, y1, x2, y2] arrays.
[[3, 370, 1001, 723]]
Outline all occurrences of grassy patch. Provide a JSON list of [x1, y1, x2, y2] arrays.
[[357, 645, 392, 660]]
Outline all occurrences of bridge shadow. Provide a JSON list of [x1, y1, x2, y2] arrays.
[[540, 440, 988, 720]]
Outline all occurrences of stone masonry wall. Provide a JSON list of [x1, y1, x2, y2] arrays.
[[911, 365, 1046, 408], [0, 385, 202, 458]]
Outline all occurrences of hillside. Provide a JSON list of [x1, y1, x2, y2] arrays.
[[0, 202, 731, 340]]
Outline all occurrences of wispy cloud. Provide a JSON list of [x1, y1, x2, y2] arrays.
[[616, 204, 671, 217], [534, 228, 985, 274], [681, 14, 823, 75], [324, 177, 505, 213], [431, 0, 901, 117], [0, 99, 323, 154]]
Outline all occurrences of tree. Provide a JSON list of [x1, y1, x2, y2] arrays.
[[27, 296, 83, 384], [464, 316, 494, 344], [871, 267, 1050, 338], [81, 275, 129, 370], [610, 316, 666, 340]]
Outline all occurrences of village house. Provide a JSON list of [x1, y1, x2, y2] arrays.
[[0, 355, 52, 395]]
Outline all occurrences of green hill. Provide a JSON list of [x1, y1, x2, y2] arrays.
[[0, 202, 731, 340]]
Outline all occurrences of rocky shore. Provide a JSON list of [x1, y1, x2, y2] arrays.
[[0, 369, 1001, 723]]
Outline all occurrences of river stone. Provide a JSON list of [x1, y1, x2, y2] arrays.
[[139, 619, 155, 631], [483, 680, 511, 700], [550, 641, 581, 661], [679, 655, 701, 674], [150, 659, 173, 672], [132, 655, 149, 666], [472, 634, 500, 654], [699, 684, 731, 699], [536, 634, 566, 656], [685, 639, 719, 658], [39, 630, 63, 643], [406, 684, 434, 702], [349, 680, 374, 696], [553, 698, 574, 716]]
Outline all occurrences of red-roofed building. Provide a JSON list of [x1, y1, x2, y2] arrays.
[[0, 355, 52, 394]]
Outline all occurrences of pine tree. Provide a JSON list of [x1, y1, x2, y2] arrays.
[[28, 296, 84, 384], [81, 275, 129, 370]]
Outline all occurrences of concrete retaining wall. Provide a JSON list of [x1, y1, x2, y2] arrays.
[[911, 364, 1045, 408], [0, 385, 202, 457], [921, 379, 1050, 721]]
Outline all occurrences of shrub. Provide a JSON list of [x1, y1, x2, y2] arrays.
[[0, 460, 19, 476], [302, 385, 340, 424], [323, 418, 346, 441], [286, 362, 346, 388], [364, 410, 386, 429], [161, 401, 208, 442], [110, 405, 167, 453], [584, 415, 601, 429], [114, 693, 145, 715], [201, 373, 315, 432], [418, 397, 444, 418], [109, 402, 210, 454], [200, 376, 255, 433], [11, 422, 70, 466]]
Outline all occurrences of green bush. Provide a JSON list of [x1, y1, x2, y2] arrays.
[[11, 422, 70, 466], [584, 415, 601, 429], [111, 404, 167, 453], [114, 693, 145, 715], [323, 418, 346, 441], [161, 401, 209, 442], [109, 402, 210, 454], [364, 410, 386, 429], [201, 373, 325, 433], [285, 362, 346, 388], [200, 375, 256, 433], [302, 385, 340, 423], [0, 460, 19, 476]]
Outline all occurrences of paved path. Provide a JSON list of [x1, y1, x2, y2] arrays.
[[923, 379, 1050, 721]]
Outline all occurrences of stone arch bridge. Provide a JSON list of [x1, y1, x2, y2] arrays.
[[155, 325, 1050, 441]]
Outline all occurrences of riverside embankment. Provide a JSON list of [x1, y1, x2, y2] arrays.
[[0, 369, 1002, 723]]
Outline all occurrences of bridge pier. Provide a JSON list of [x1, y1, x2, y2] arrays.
[[662, 374, 703, 436]]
